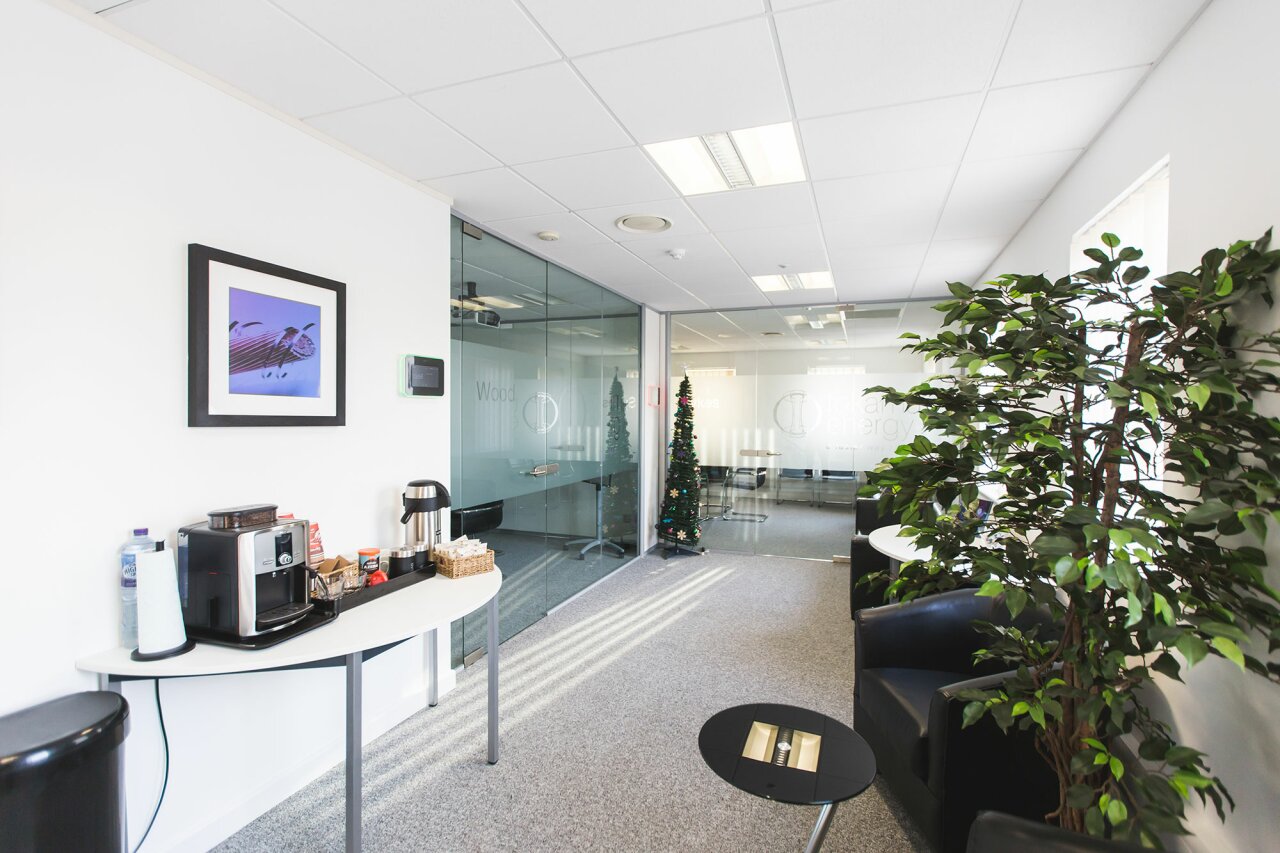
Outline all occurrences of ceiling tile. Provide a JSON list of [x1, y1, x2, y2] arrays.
[[687, 184, 818, 232], [576, 198, 707, 242], [994, 0, 1204, 88], [828, 241, 929, 274], [427, 168, 564, 221], [623, 234, 750, 292], [522, 0, 765, 57], [801, 94, 982, 180], [416, 63, 630, 164], [716, 225, 829, 275], [814, 166, 954, 246], [834, 266, 920, 302], [70, 1, 118, 10], [272, 0, 558, 93], [934, 149, 1081, 241], [486, 212, 611, 253], [306, 98, 497, 180], [967, 67, 1148, 161], [514, 148, 676, 210], [765, 289, 834, 307], [934, 199, 1039, 242], [914, 237, 1007, 295], [106, 0, 397, 116], [953, 149, 1081, 202], [774, 0, 1016, 118], [546, 242, 679, 292], [574, 18, 790, 142]]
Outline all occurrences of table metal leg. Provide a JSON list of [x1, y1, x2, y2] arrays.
[[345, 652, 362, 853], [426, 628, 439, 707], [804, 802, 836, 853], [487, 593, 499, 765]]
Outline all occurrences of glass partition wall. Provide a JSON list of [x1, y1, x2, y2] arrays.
[[668, 303, 940, 560], [450, 218, 640, 667]]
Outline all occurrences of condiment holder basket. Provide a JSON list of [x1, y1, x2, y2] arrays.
[[433, 548, 495, 578]]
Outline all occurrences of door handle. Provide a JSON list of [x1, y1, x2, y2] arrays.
[[526, 463, 560, 477]]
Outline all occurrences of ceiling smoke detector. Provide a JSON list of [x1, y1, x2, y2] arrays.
[[536, 230, 560, 242], [615, 214, 672, 234], [667, 248, 686, 260]]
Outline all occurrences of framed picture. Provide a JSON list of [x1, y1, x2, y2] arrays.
[[188, 244, 345, 427]]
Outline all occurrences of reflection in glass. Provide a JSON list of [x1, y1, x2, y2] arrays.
[[450, 218, 641, 666]]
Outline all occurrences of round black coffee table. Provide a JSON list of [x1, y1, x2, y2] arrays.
[[699, 703, 876, 852]]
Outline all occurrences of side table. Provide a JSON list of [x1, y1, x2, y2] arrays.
[[699, 703, 876, 853]]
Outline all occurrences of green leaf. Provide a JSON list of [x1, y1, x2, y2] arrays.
[[1110, 756, 1125, 781], [1176, 634, 1209, 667], [1217, 272, 1234, 296], [1101, 232, 1121, 249], [1029, 704, 1046, 727], [1108, 529, 1133, 547], [1139, 391, 1159, 420], [1153, 592, 1174, 624], [1035, 535, 1077, 557], [1185, 499, 1233, 525], [961, 701, 986, 728], [976, 579, 1004, 598], [1186, 383, 1211, 410], [1086, 806, 1106, 836], [1066, 784, 1095, 810], [1011, 701, 1030, 717], [1005, 586, 1028, 619], [1054, 556, 1082, 585], [1211, 636, 1247, 670], [1107, 798, 1129, 825], [1126, 592, 1144, 627]]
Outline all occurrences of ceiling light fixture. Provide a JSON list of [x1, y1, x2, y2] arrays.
[[751, 271, 835, 293], [474, 295, 524, 310], [645, 122, 806, 196], [615, 214, 673, 234], [808, 319, 825, 330]]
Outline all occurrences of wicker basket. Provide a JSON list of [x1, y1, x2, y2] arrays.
[[434, 548, 495, 578]]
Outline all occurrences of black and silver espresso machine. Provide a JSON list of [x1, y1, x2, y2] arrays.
[[401, 479, 451, 553], [178, 504, 328, 647]]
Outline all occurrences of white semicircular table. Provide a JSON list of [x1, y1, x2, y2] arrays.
[[867, 524, 932, 564], [77, 568, 503, 853]]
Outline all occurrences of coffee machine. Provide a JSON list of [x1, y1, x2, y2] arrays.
[[178, 504, 328, 647], [401, 480, 450, 551]]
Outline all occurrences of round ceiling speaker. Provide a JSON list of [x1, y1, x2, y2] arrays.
[[615, 214, 672, 234]]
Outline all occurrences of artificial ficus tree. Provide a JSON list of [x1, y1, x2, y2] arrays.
[[865, 231, 1280, 845]]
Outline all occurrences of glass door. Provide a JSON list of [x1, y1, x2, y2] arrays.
[[670, 310, 858, 560], [450, 218, 643, 666], [452, 221, 550, 666]]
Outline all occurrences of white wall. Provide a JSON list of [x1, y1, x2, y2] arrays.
[[981, 2, 1280, 849], [0, 2, 453, 850]]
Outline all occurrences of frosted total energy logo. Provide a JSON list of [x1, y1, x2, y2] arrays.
[[523, 391, 559, 434], [773, 390, 822, 437]]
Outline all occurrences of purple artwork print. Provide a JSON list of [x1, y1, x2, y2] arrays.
[[228, 287, 321, 398]]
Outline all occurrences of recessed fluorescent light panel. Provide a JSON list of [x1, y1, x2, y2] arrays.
[[646, 122, 805, 196], [751, 271, 835, 293]]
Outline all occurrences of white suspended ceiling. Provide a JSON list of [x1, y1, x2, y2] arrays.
[[75, 0, 1207, 312]]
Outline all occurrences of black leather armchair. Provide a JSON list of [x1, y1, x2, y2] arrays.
[[854, 589, 1059, 852], [849, 497, 900, 618], [967, 811, 1147, 853]]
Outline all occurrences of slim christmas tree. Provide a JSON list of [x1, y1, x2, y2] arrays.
[[602, 370, 634, 542], [657, 375, 702, 554]]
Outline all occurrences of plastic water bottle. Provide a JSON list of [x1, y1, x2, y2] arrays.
[[120, 528, 155, 646]]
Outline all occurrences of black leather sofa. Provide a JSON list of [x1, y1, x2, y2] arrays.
[[854, 589, 1059, 852], [967, 811, 1147, 853], [849, 497, 900, 618]]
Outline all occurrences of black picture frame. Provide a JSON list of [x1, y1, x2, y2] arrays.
[[188, 243, 346, 427]]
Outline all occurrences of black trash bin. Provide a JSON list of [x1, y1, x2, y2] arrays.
[[0, 691, 130, 853]]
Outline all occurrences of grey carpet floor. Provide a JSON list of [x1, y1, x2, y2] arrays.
[[216, 552, 925, 853], [700, 494, 855, 561]]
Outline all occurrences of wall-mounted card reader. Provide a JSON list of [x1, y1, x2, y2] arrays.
[[404, 355, 444, 397]]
